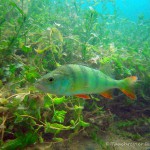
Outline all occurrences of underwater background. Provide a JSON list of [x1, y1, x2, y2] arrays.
[[0, 0, 150, 149]]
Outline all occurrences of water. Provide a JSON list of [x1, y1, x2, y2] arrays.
[[0, 0, 150, 149]]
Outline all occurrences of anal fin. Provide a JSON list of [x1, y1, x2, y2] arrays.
[[100, 90, 113, 99]]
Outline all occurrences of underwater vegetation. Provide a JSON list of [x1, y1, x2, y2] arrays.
[[0, 0, 150, 149]]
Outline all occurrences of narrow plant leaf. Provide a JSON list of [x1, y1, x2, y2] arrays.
[[9, 2, 24, 16]]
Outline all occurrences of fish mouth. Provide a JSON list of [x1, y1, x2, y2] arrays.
[[35, 82, 52, 93], [35, 83, 45, 91]]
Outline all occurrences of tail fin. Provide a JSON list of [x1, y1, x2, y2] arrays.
[[119, 76, 138, 100]]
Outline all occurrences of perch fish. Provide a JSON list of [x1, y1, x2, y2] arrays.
[[35, 64, 137, 99]]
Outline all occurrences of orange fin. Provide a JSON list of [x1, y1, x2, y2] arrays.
[[120, 76, 138, 100], [100, 91, 113, 99], [121, 89, 136, 100], [75, 94, 90, 99]]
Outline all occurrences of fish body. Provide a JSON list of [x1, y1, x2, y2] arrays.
[[35, 64, 137, 99]]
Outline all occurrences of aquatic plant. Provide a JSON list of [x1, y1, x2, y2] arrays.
[[0, 0, 150, 149]]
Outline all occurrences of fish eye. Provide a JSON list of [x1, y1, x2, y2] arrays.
[[48, 77, 54, 82]]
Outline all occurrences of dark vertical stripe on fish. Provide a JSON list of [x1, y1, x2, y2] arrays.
[[92, 69, 99, 90], [79, 65, 88, 89], [105, 76, 108, 87], [65, 65, 77, 90]]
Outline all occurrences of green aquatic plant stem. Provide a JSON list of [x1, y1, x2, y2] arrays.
[[0, 114, 8, 142], [7, 19, 25, 52], [7, 114, 45, 126], [47, 94, 55, 112], [6, 92, 30, 100]]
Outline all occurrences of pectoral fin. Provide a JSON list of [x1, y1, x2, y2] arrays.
[[75, 94, 90, 99], [100, 91, 113, 99]]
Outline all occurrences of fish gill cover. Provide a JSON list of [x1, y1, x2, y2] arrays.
[[0, 0, 150, 149]]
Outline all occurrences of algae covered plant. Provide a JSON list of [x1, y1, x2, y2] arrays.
[[0, 0, 150, 149]]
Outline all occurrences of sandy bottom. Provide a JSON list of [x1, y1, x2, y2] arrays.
[[26, 133, 150, 150]]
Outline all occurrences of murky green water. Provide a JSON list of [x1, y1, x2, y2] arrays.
[[0, 0, 150, 149]]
